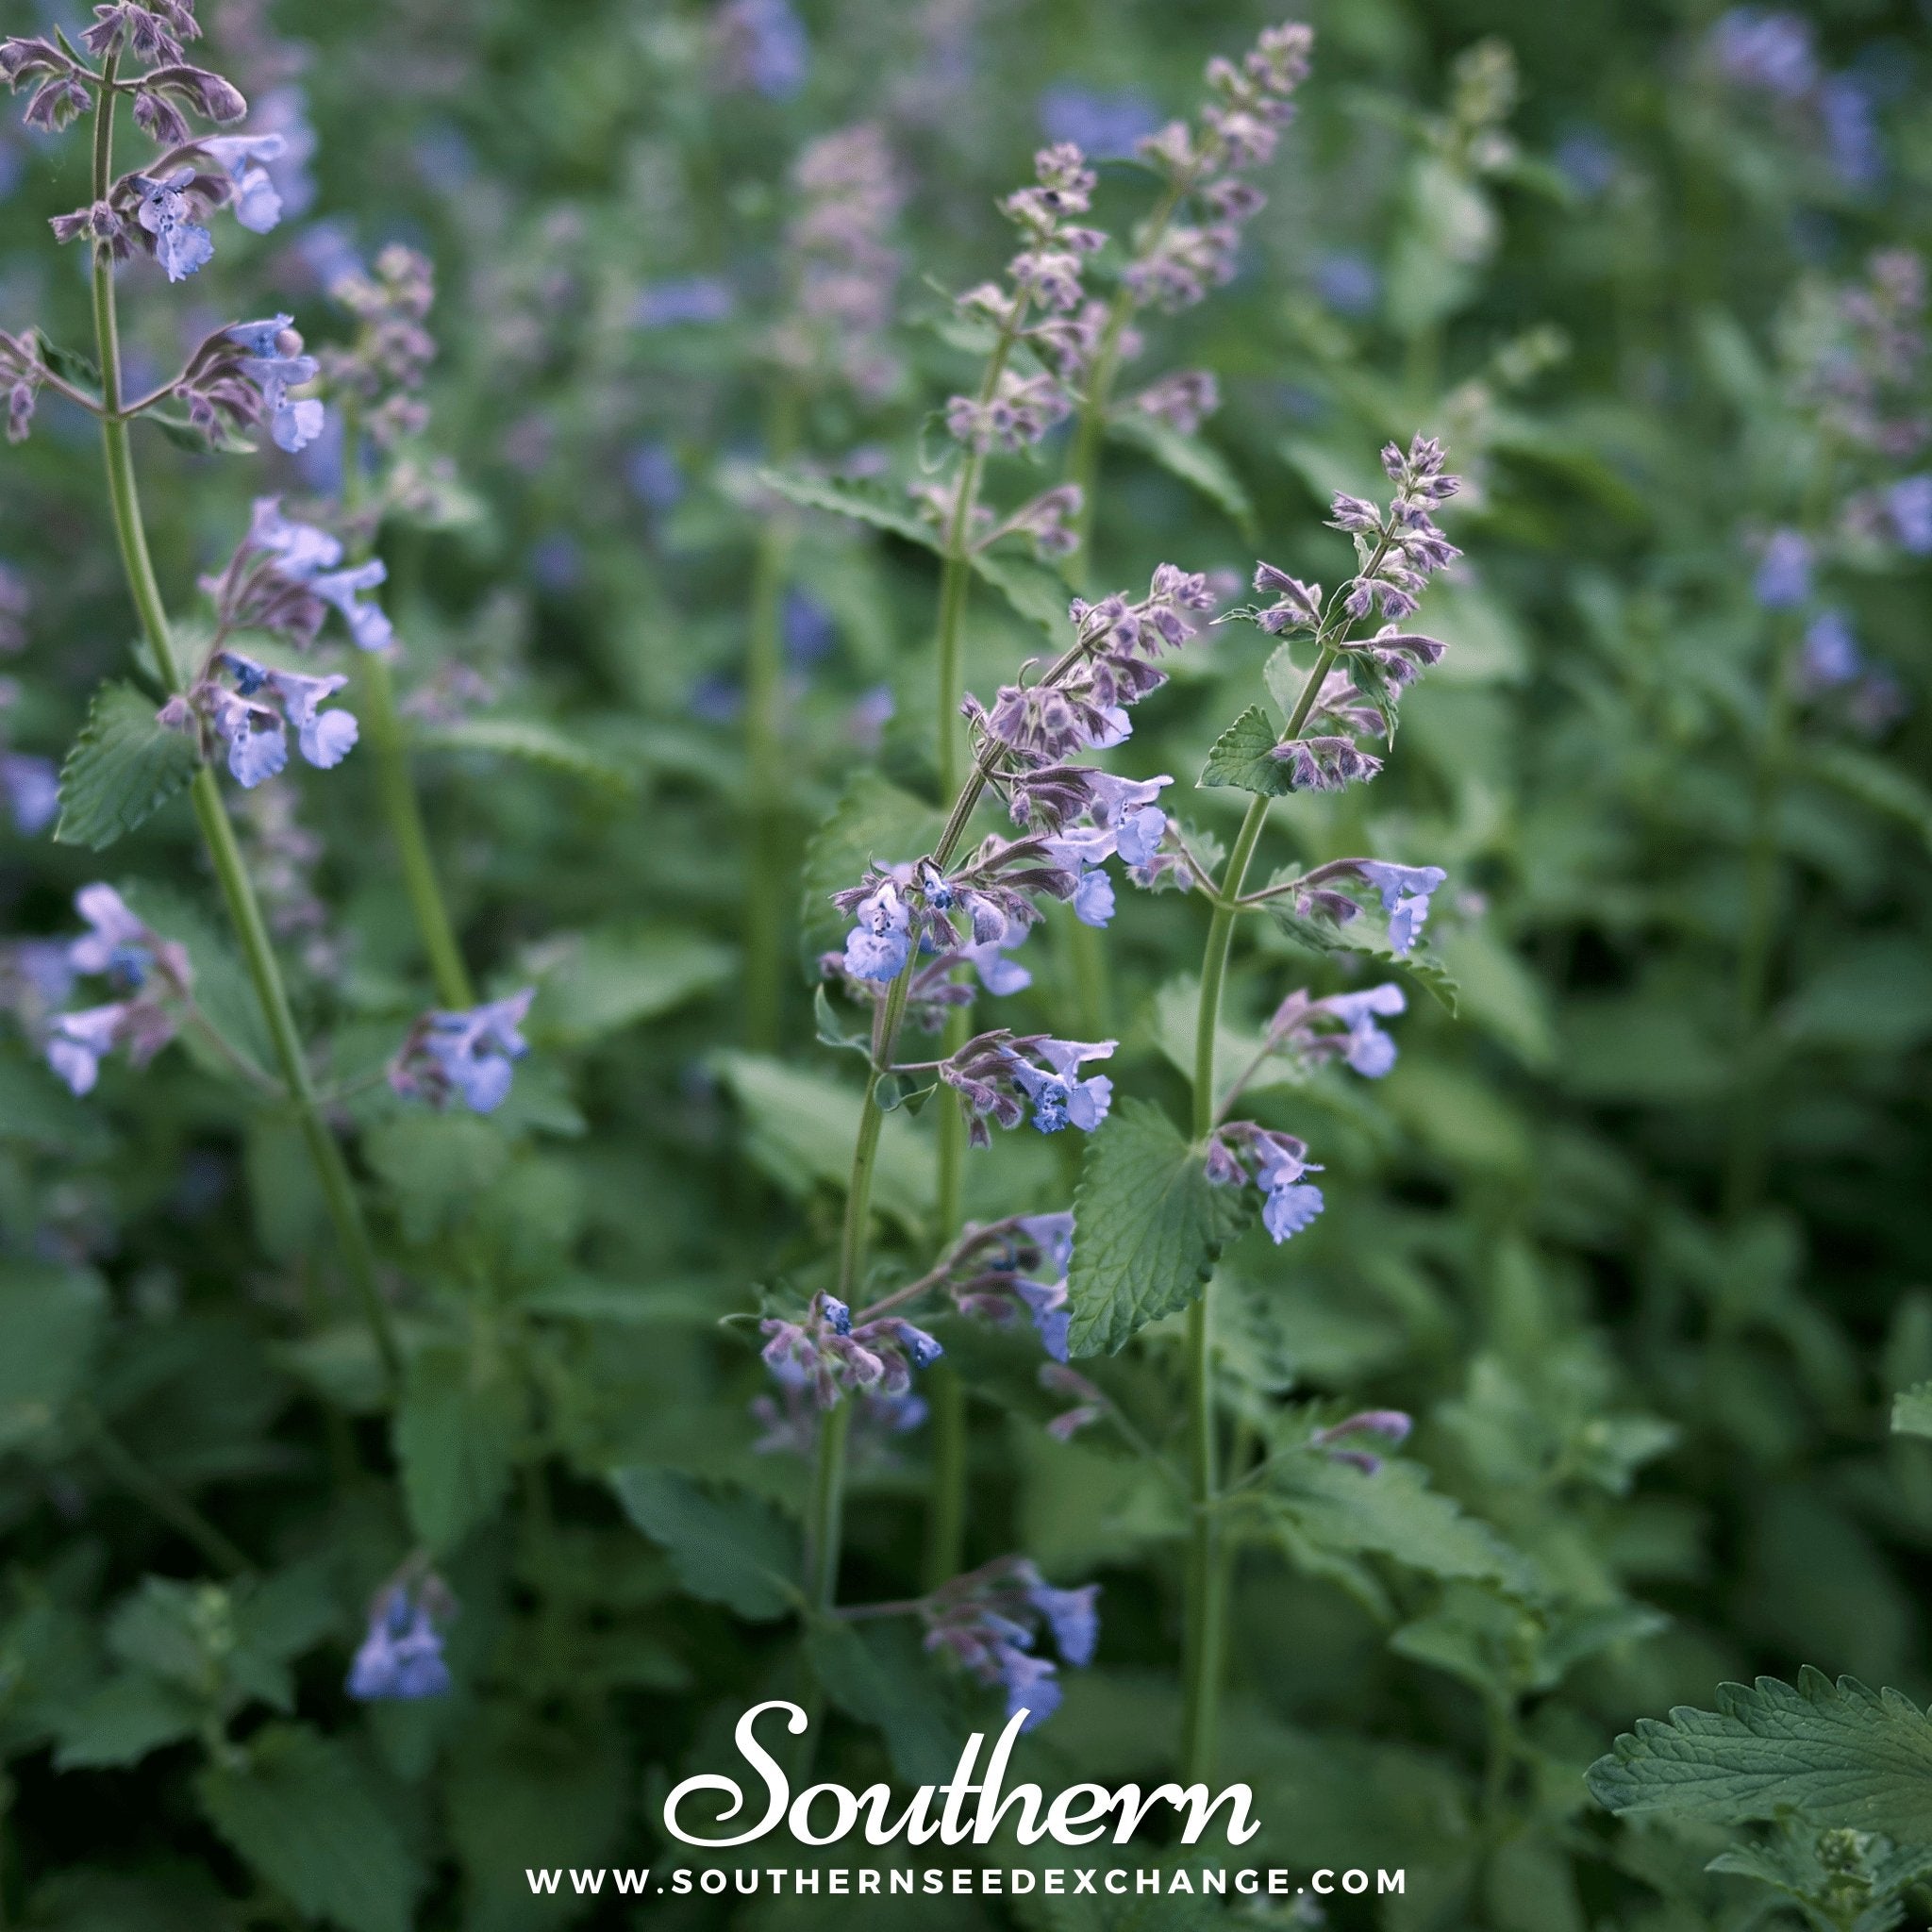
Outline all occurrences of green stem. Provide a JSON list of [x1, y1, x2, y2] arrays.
[[745, 385, 801, 1049], [1178, 791, 1271, 1786], [88, 81, 400, 1396], [924, 1031, 970, 1590], [84, 1407, 253, 1576], [361, 651, 473, 1008], [336, 399, 473, 1011]]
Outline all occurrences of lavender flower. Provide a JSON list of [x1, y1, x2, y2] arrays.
[[1754, 528, 1812, 609], [712, 0, 808, 100], [1207, 1123, 1324, 1244], [0, 750, 56, 834], [192, 650, 358, 787], [346, 1575, 453, 1701], [198, 131, 285, 232], [1310, 1408, 1412, 1475], [842, 878, 913, 982], [1008, 1037, 1114, 1134], [633, 275, 735, 330], [1798, 609, 1863, 692], [760, 1290, 944, 1410], [1358, 861, 1447, 955], [136, 171, 213, 282], [391, 990, 537, 1114], [1708, 8, 1818, 100], [42, 886, 193, 1095], [1889, 475, 1932, 555], [921, 1557, 1099, 1728], [1320, 984, 1407, 1077]]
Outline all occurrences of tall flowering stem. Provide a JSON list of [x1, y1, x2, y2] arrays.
[[1176, 440, 1455, 1782], [83, 72, 398, 1389]]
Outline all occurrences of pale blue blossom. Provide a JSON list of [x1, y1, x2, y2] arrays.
[[842, 880, 912, 982], [137, 171, 212, 282], [1889, 475, 1932, 555], [199, 133, 288, 233], [310, 560, 393, 651], [1008, 1038, 1114, 1134], [1357, 861, 1447, 955], [346, 1585, 451, 1701], [1323, 983, 1406, 1077], [418, 990, 536, 1113], [1754, 528, 1812, 609]]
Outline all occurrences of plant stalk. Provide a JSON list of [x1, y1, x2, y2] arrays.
[[88, 79, 400, 1395]]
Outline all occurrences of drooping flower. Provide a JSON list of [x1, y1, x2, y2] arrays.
[[1357, 861, 1447, 954], [841, 878, 913, 982], [136, 170, 212, 282], [1007, 1037, 1114, 1134], [1208, 1122, 1325, 1244], [1309, 1408, 1413, 1475], [1754, 527, 1812, 609], [346, 1575, 454, 1702], [221, 315, 325, 452], [921, 1557, 1100, 1729], [1320, 984, 1407, 1078], [309, 560, 393, 652], [391, 990, 537, 1114], [198, 131, 286, 233], [42, 885, 193, 1094], [1798, 608, 1864, 692]]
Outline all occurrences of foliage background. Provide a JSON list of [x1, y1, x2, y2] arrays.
[[1, 0, 1930, 1927]]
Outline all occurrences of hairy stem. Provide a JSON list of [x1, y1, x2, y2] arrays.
[[89, 83, 400, 1395], [745, 384, 801, 1049]]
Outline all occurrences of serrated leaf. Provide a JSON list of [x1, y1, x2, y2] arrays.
[[391, 1346, 521, 1556], [415, 715, 632, 791], [756, 467, 940, 548], [0, 1261, 107, 1455], [970, 547, 1074, 639], [197, 1724, 423, 1932], [1892, 1382, 1932, 1439], [1586, 1669, 1932, 1842], [800, 771, 945, 961], [609, 1466, 799, 1620], [1107, 410, 1257, 538], [1198, 706, 1291, 797], [53, 1673, 202, 1771], [526, 927, 733, 1043], [1270, 1457, 1538, 1594], [806, 1618, 962, 1787], [53, 681, 199, 850], [711, 1051, 932, 1235], [1065, 1100, 1253, 1357], [1260, 894, 1460, 1015]]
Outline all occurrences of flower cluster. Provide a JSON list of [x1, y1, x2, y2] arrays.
[[1262, 983, 1408, 1079], [164, 648, 358, 789], [1327, 435, 1463, 625], [771, 124, 904, 401], [345, 1572, 454, 1702], [1265, 858, 1449, 957], [320, 244, 437, 452], [1204, 1123, 1325, 1242], [199, 497, 391, 652], [941, 142, 1105, 459], [1121, 23, 1313, 316], [39, 885, 193, 1096], [944, 1212, 1075, 1360], [1707, 9, 1885, 192], [164, 316, 326, 454], [1785, 251, 1925, 464], [940, 1032, 1115, 1146], [920, 1557, 1098, 1728], [389, 991, 537, 1115], [759, 1291, 943, 1411]]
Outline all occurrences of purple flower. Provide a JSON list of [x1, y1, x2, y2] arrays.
[[1037, 84, 1161, 159], [1028, 1581, 1099, 1667], [1, 750, 57, 833], [199, 133, 286, 233], [391, 990, 537, 1114], [842, 879, 912, 982], [346, 1581, 452, 1702], [963, 929, 1033, 996], [1358, 861, 1447, 955], [1889, 475, 1932, 555], [712, 0, 808, 99], [225, 316, 325, 453], [1709, 8, 1818, 99], [1310, 1408, 1413, 1474], [1008, 1038, 1114, 1134], [1210, 1123, 1325, 1244], [626, 441, 684, 511], [309, 560, 392, 651], [267, 667, 358, 768], [783, 590, 836, 667], [66, 884, 148, 977], [1798, 608, 1863, 691], [1070, 866, 1115, 928], [209, 686, 289, 788], [1313, 251, 1378, 318], [632, 275, 735, 329], [135, 170, 212, 282], [921, 1556, 1100, 1732], [1820, 74, 1882, 191], [1754, 528, 1812, 609], [1323, 983, 1406, 1078], [46, 1003, 128, 1096]]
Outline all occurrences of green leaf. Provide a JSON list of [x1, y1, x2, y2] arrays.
[[391, 1346, 521, 1556], [1106, 411, 1257, 539], [608, 1466, 799, 1620], [363, 1113, 511, 1245], [712, 1051, 932, 1236], [414, 716, 633, 791], [1065, 1100, 1253, 1357], [527, 927, 733, 1043], [1893, 1382, 1932, 1439], [806, 1618, 962, 1786], [0, 1261, 107, 1455], [1197, 705, 1291, 798], [800, 772, 945, 960], [197, 1724, 424, 1932], [755, 467, 941, 549], [1805, 744, 1932, 854], [34, 329, 101, 396], [53, 1673, 202, 1771], [1260, 895, 1460, 1015], [145, 408, 255, 456], [1585, 1669, 1932, 1841], [1270, 1457, 1538, 1594], [813, 983, 872, 1058], [969, 548, 1074, 639], [53, 682, 199, 851]]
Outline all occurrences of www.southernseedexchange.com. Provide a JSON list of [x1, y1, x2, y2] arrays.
[[525, 1864, 1407, 1902]]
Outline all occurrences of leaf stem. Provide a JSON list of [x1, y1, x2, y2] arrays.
[[87, 79, 400, 1396], [82, 1406, 254, 1575]]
